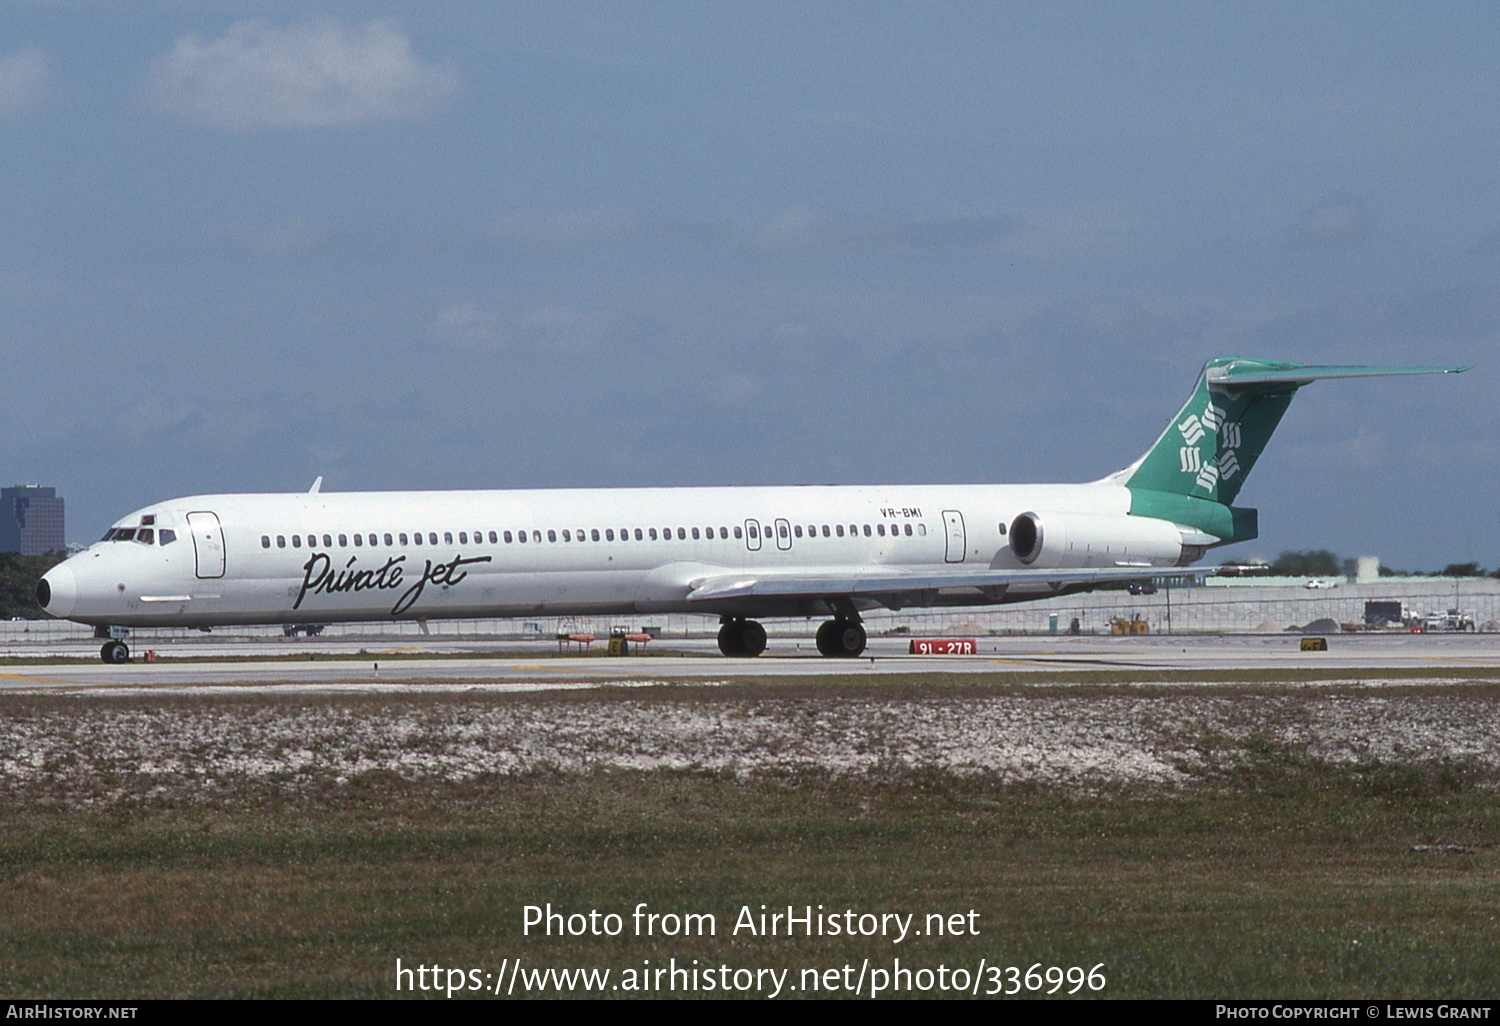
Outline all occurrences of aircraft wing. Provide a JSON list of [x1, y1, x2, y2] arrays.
[[685, 564, 1210, 603]]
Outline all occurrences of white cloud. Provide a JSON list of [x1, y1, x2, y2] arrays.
[[140, 19, 459, 129], [428, 303, 611, 355], [429, 302, 506, 351], [1287, 193, 1372, 250], [488, 207, 727, 249], [750, 205, 1020, 254], [239, 217, 330, 256], [0, 48, 53, 121]]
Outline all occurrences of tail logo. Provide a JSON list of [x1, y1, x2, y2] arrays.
[[1176, 400, 1242, 495]]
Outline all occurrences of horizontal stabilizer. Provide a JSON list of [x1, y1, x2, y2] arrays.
[[1205, 361, 1467, 388]]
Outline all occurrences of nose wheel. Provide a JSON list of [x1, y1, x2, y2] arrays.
[[101, 641, 131, 664], [815, 619, 866, 657], [717, 618, 767, 656]]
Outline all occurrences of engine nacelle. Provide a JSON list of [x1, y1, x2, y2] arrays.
[[1008, 510, 1187, 568]]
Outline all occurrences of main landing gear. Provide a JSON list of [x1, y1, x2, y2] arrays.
[[815, 618, 866, 658], [717, 617, 767, 657]]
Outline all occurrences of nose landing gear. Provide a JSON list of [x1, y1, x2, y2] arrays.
[[95, 626, 132, 664]]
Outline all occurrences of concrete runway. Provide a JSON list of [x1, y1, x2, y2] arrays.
[[2, 632, 1499, 692]]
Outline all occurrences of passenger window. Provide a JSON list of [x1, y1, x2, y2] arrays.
[[548, 530, 557, 542], [877, 524, 886, 537], [836, 525, 844, 537], [430, 533, 439, 545], [354, 534, 363, 547], [589, 529, 598, 541], [863, 525, 872, 537], [137, 528, 154, 544], [918, 524, 928, 536], [261, 535, 271, 549], [277, 536, 286, 548], [292, 536, 302, 548], [998, 522, 1007, 535], [778, 523, 789, 538], [677, 527, 687, 540], [414, 532, 423, 545], [445, 532, 453, 545], [322, 535, 332, 547], [562, 530, 571, 542], [160, 529, 176, 545], [459, 532, 468, 545], [733, 526, 742, 539], [489, 531, 498, 543], [649, 528, 658, 541], [606, 529, 615, 541], [822, 525, 831, 537], [338, 534, 347, 546], [748, 525, 758, 539], [530, 530, 539, 543], [904, 524, 912, 536], [635, 528, 643, 541], [690, 527, 699, 540], [504, 531, 513, 543], [517, 531, 526, 544], [793, 525, 802, 538]]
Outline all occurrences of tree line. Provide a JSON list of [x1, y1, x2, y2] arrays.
[[1258, 550, 1496, 579], [0, 553, 67, 619]]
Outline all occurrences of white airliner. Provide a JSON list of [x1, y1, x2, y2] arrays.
[[38, 357, 1463, 663]]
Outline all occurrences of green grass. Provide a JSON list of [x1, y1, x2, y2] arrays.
[[3, 677, 1500, 998], [2, 758, 1498, 998]]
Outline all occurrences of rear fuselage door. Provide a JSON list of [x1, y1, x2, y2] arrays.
[[186, 511, 226, 579], [942, 510, 966, 563]]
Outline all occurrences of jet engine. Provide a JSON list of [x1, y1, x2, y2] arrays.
[[1008, 510, 1189, 568]]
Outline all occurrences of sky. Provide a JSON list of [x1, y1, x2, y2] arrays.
[[2, 1, 1497, 569]]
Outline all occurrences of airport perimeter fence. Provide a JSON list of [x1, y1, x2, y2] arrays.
[[4, 578, 1499, 653]]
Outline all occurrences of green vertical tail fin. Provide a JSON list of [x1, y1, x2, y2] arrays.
[[1115, 357, 1465, 544]]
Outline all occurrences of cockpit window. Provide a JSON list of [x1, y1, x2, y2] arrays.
[[115, 528, 137, 542], [160, 529, 177, 546], [136, 528, 155, 545]]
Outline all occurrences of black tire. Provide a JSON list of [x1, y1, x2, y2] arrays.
[[816, 620, 840, 657], [717, 621, 744, 656], [101, 641, 130, 664], [817, 619, 866, 657], [740, 620, 767, 657]]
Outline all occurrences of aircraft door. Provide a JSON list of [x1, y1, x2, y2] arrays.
[[186, 511, 226, 579], [744, 519, 762, 551], [775, 518, 792, 551], [942, 510, 966, 563]]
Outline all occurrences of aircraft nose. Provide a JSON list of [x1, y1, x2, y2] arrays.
[[37, 563, 75, 619]]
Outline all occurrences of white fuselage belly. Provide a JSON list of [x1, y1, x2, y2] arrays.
[[58, 482, 1146, 628]]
